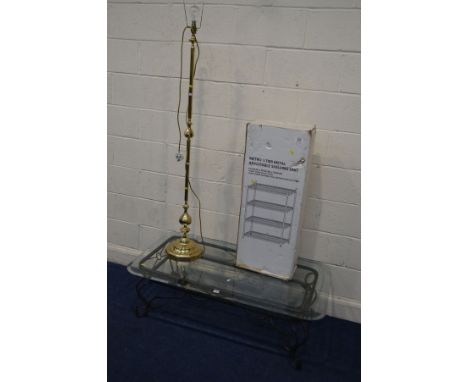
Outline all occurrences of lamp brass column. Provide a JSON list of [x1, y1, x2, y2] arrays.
[[165, 21, 204, 261]]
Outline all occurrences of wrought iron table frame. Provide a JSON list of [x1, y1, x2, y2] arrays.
[[127, 235, 325, 369]]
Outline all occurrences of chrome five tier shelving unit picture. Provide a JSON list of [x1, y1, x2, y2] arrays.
[[242, 182, 297, 246]]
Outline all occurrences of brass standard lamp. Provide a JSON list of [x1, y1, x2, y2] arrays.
[[165, 4, 204, 261]]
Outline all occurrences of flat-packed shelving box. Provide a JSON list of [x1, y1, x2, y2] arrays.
[[236, 123, 314, 280]]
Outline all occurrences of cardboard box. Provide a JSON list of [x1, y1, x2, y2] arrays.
[[236, 123, 313, 280]]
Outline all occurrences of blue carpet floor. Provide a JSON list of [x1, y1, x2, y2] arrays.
[[108, 262, 360, 382]]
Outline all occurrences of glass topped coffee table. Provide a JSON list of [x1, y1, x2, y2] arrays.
[[128, 233, 325, 321]]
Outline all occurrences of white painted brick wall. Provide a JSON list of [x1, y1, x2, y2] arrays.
[[108, 218, 139, 249], [264, 49, 343, 91], [108, 136, 167, 172], [108, 165, 167, 201], [304, 10, 360, 51], [107, 0, 361, 321], [296, 91, 360, 133], [303, 198, 361, 238], [308, 165, 360, 204]]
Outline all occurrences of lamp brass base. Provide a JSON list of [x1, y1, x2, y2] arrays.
[[165, 237, 204, 261]]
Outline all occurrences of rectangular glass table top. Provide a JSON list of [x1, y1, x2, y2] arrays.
[[128, 235, 324, 321]]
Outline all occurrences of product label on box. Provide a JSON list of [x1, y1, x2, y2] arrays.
[[247, 156, 300, 181]]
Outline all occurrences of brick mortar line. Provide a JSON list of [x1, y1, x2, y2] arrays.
[[109, 164, 243, 186], [108, 191, 241, 214], [298, 254, 361, 271], [107, 103, 361, 136], [107, 242, 142, 256], [301, 227, 361, 241], [302, 226, 360, 240], [311, 162, 361, 171], [109, 137, 361, 171], [108, 154, 362, 177], [108, 205, 361, 243], [108, 182, 361, 208], [109, 163, 361, 204], [307, 196, 360, 207], [107, 190, 166, 203], [167, 201, 240, 218], [108, 186, 360, 211], [109, 174, 362, 207], [107, 130, 361, 160], [108, 103, 361, 135], [109, 135, 245, 156], [108, 191, 167, 204], [165, 173, 241, 188], [260, 46, 268, 86], [138, 224, 165, 231], [108, 74, 113, 104], [108, 70, 361, 96], [107, 3, 360, 11], [109, 164, 241, 187], [311, 164, 361, 173], [108, 163, 168, 176], [108, 186, 361, 209], [166, 142, 239, 156], [301, 9, 308, 49], [108, 36, 361, 55], [109, 220, 166, 231], [108, 217, 140, 225]]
